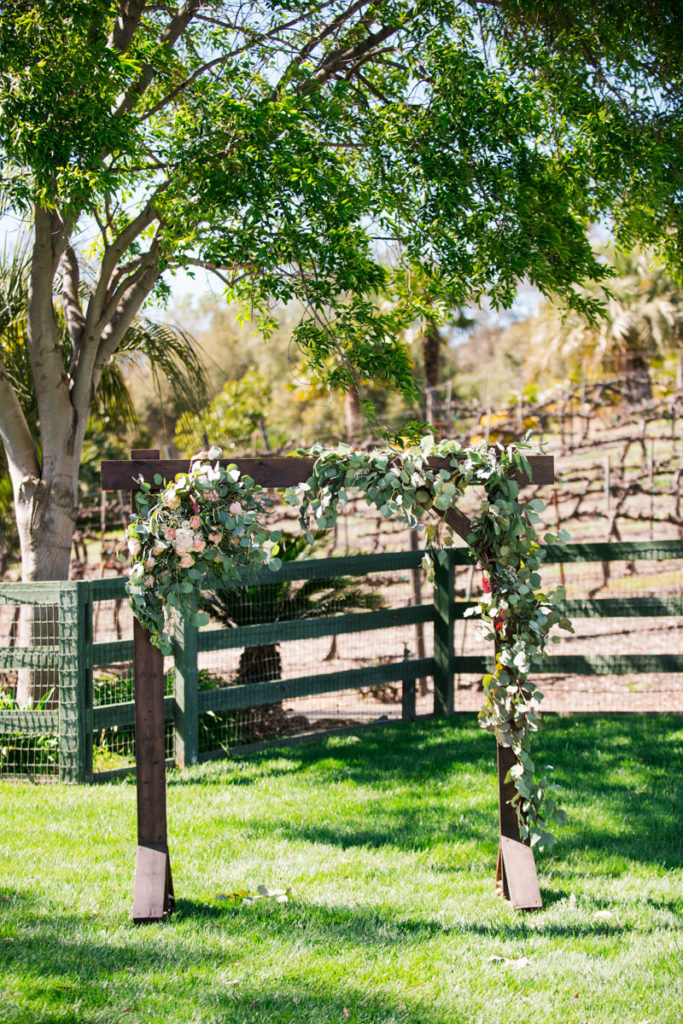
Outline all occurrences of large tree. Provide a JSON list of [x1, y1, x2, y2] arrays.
[[0, 242, 207, 567], [0, 0, 681, 581]]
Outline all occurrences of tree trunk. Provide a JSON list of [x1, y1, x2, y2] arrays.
[[12, 451, 79, 707], [345, 388, 363, 446], [14, 473, 78, 582], [423, 321, 441, 427]]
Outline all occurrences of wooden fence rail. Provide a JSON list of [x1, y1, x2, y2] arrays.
[[1, 540, 683, 783]]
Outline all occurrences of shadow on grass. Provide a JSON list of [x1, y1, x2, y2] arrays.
[[242, 803, 498, 855], [171, 715, 683, 870], [1, 895, 469, 1024], [538, 714, 683, 868], [0, 887, 666, 1001], [168, 718, 495, 790]]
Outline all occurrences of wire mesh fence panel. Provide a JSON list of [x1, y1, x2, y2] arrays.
[[452, 547, 683, 713], [0, 585, 70, 781], [89, 574, 176, 775], [194, 557, 434, 753], [0, 727, 60, 780], [2, 537, 680, 780]]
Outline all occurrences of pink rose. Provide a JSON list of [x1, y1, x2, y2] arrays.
[[173, 526, 195, 555], [165, 528, 176, 540], [229, 501, 242, 516], [193, 537, 206, 552], [208, 531, 221, 543], [179, 554, 195, 568], [127, 538, 141, 556], [144, 575, 155, 587], [190, 516, 201, 529]]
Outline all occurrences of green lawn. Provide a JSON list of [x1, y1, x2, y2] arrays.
[[1, 716, 681, 1024]]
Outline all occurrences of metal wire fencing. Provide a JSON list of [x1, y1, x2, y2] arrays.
[[1, 540, 682, 782], [452, 541, 683, 713]]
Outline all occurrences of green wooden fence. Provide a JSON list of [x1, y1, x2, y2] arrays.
[[452, 539, 683, 681], [1, 540, 682, 782]]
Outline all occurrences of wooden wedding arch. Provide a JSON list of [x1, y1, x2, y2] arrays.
[[101, 448, 554, 922]]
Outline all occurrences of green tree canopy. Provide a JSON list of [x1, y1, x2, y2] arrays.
[[0, 0, 681, 579]]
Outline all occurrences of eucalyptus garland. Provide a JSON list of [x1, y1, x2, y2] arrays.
[[286, 436, 572, 851], [126, 447, 284, 653]]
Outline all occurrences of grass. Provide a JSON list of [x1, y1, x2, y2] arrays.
[[0, 715, 681, 1024]]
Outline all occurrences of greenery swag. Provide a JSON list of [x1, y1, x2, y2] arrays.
[[126, 437, 571, 850]]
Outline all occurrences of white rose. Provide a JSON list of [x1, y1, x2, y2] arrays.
[[163, 488, 180, 510], [229, 501, 242, 516]]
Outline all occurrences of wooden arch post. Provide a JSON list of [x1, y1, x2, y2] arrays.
[[101, 450, 554, 920]]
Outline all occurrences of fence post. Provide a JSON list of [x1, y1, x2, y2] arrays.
[[78, 580, 94, 783], [173, 607, 199, 769], [401, 644, 416, 721], [58, 582, 91, 783], [433, 549, 455, 716]]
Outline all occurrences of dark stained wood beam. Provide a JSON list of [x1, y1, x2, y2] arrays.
[[101, 453, 554, 492]]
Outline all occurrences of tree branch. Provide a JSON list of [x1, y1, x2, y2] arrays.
[[180, 257, 255, 288], [96, 252, 159, 337], [27, 207, 73, 460], [0, 356, 39, 482], [298, 22, 404, 95], [70, 238, 160, 418], [139, 51, 240, 122], [114, 0, 205, 117], [107, 0, 148, 54], [60, 245, 86, 354], [95, 254, 162, 372], [292, 0, 371, 71], [83, 194, 163, 343]]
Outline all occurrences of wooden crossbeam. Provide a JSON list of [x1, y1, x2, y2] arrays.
[[101, 453, 554, 493], [101, 447, 554, 920]]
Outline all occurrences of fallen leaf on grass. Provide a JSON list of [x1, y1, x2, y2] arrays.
[[487, 955, 533, 968], [215, 889, 250, 903], [215, 885, 293, 905]]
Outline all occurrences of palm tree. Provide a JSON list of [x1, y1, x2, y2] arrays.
[[507, 249, 683, 400]]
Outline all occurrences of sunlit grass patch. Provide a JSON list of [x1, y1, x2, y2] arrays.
[[0, 716, 681, 1024]]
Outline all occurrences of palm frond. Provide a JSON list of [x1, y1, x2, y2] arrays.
[[116, 318, 209, 415], [93, 360, 137, 432]]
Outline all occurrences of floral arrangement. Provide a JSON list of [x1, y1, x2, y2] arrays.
[[285, 435, 572, 851], [126, 435, 571, 851], [126, 447, 283, 652]]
